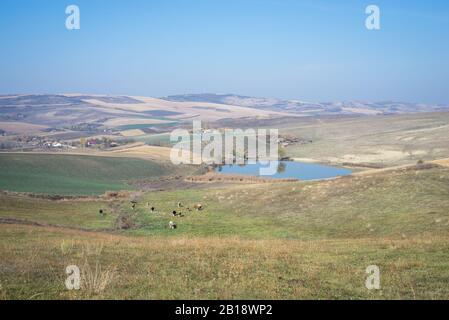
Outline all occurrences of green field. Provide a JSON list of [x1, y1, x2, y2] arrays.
[[0, 153, 176, 195], [123, 133, 173, 146], [128, 165, 449, 240], [1, 164, 449, 299], [0, 194, 114, 229]]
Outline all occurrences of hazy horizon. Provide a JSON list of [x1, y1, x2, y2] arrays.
[[0, 91, 447, 106]]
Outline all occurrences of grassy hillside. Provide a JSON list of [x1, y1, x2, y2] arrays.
[[0, 153, 176, 195], [3, 163, 447, 240], [1, 165, 449, 299], [121, 165, 449, 240], [0, 194, 113, 229], [279, 112, 449, 167], [1, 224, 448, 299]]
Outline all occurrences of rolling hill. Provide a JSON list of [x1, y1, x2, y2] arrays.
[[0, 94, 290, 136], [1, 162, 448, 299], [2, 93, 448, 138], [163, 93, 449, 116]]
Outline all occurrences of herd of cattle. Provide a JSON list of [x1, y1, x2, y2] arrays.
[[99, 201, 204, 230]]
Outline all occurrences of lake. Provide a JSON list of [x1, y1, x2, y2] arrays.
[[216, 161, 352, 180]]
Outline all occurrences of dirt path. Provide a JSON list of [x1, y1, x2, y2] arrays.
[[432, 158, 449, 167], [352, 158, 449, 176]]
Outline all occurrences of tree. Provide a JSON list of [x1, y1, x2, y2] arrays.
[[278, 146, 287, 160]]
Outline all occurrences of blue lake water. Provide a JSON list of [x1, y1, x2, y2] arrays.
[[216, 161, 352, 180]]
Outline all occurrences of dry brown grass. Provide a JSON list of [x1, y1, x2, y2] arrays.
[[282, 112, 449, 167], [186, 172, 297, 183], [3, 143, 174, 163], [79, 244, 117, 296], [120, 129, 146, 137], [433, 158, 449, 167], [104, 117, 171, 126], [1, 224, 449, 299], [0, 283, 7, 300], [0, 121, 48, 134], [108, 144, 172, 161]]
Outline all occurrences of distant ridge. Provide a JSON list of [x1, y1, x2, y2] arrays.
[[162, 93, 449, 116]]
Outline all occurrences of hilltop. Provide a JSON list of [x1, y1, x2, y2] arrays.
[[163, 93, 449, 116], [1, 93, 448, 138], [0, 94, 290, 134]]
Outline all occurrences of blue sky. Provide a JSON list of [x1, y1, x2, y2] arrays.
[[0, 0, 448, 103]]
